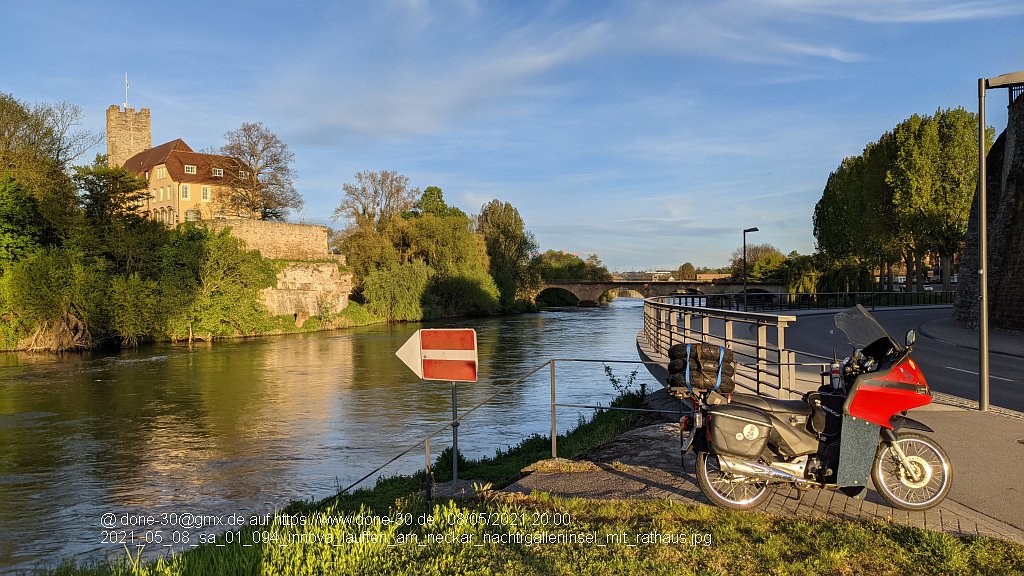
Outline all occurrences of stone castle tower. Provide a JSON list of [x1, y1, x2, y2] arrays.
[[105, 105, 151, 167]]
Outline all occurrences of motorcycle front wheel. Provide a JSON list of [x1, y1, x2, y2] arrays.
[[695, 452, 772, 510], [871, 433, 952, 511]]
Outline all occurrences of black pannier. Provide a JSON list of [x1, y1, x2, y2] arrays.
[[666, 343, 736, 394], [707, 404, 772, 458]]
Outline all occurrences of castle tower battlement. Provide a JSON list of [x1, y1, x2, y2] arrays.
[[106, 105, 151, 167]]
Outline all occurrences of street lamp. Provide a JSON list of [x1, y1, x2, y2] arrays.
[[977, 71, 1024, 411], [743, 227, 759, 311]]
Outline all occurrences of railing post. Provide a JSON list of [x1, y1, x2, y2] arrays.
[[724, 319, 733, 350], [682, 311, 691, 343], [550, 361, 557, 459], [424, 436, 432, 500], [756, 323, 767, 395], [777, 322, 787, 395], [701, 315, 710, 343]]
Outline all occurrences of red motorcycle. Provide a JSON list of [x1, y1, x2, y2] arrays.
[[677, 305, 952, 511]]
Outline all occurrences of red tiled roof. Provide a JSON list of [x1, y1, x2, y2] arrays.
[[122, 139, 240, 184]]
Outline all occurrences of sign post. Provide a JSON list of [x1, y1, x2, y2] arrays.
[[396, 329, 478, 487]]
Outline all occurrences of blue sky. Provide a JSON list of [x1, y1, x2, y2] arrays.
[[3, 1, 1023, 271]]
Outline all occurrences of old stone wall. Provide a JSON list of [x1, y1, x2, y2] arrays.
[[205, 219, 344, 264], [105, 105, 151, 168], [260, 262, 352, 323], [954, 94, 1024, 331]]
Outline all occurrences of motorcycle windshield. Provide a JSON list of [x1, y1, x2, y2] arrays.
[[834, 304, 897, 350]]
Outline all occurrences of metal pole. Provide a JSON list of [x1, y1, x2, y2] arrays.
[[743, 232, 748, 311], [451, 381, 460, 484], [978, 78, 990, 412], [550, 361, 557, 458], [424, 436, 432, 501]]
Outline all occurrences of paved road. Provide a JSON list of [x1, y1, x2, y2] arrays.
[[784, 307, 1022, 411]]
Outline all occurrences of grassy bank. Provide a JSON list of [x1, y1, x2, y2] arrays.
[[37, 388, 1024, 576]]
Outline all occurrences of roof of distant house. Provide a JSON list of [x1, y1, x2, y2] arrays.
[[122, 139, 238, 185]]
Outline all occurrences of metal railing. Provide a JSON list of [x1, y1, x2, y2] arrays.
[[699, 291, 954, 312], [337, 358, 677, 499], [643, 296, 799, 398]]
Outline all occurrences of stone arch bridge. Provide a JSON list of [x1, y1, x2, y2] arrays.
[[538, 280, 785, 306]]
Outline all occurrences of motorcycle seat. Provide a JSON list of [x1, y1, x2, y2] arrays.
[[729, 393, 813, 417]]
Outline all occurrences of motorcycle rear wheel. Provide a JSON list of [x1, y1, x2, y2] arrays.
[[871, 433, 952, 511], [695, 452, 772, 510]]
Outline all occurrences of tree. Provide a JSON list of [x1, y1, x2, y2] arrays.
[[219, 122, 302, 220], [477, 199, 539, 310], [0, 94, 88, 240], [0, 177, 45, 267], [676, 262, 696, 280], [729, 243, 785, 281], [73, 154, 150, 223], [333, 170, 419, 230]]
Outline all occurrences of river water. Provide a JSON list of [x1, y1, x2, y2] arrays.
[[0, 298, 655, 571]]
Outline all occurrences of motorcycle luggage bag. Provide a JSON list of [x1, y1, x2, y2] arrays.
[[707, 404, 772, 458], [666, 344, 737, 394]]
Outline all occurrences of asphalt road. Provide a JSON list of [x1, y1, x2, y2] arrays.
[[784, 307, 1022, 412]]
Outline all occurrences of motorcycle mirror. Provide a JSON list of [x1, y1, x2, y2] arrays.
[[905, 329, 917, 348]]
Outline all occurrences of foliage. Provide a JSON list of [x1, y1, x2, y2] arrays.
[[218, 122, 303, 220], [0, 176, 45, 267], [161, 226, 278, 341], [814, 107, 993, 291], [109, 273, 159, 347], [423, 269, 500, 319], [728, 243, 785, 282], [362, 261, 432, 322], [532, 250, 611, 281], [477, 199, 540, 310], [334, 170, 419, 230], [0, 94, 95, 241], [675, 262, 696, 280]]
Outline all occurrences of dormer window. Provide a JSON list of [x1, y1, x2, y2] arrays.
[[156, 167, 166, 179], [239, 170, 249, 178], [212, 168, 224, 177], [184, 165, 196, 175]]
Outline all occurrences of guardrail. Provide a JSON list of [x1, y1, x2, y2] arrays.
[[701, 291, 954, 312], [643, 295, 801, 397], [337, 358, 677, 500]]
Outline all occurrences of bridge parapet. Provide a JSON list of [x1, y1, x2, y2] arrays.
[[539, 280, 784, 305]]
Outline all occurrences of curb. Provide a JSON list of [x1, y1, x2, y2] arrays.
[[918, 319, 1024, 360]]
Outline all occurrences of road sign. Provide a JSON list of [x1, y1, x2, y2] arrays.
[[396, 328, 478, 382]]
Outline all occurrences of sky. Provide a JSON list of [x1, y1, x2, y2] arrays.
[[3, 1, 1023, 272]]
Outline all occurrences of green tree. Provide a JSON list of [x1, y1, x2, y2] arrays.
[[362, 260, 432, 321], [477, 199, 539, 310], [161, 226, 276, 342], [109, 273, 159, 347], [729, 243, 785, 281], [676, 262, 696, 280], [0, 177, 45, 267]]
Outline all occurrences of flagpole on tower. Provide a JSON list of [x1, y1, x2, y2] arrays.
[[124, 73, 129, 109]]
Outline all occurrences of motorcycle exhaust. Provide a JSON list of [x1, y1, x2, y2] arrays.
[[718, 455, 811, 484]]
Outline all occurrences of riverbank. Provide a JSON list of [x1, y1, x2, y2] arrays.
[[40, 388, 1024, 576]]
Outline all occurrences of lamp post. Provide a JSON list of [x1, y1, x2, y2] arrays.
[[977, 71, 1024, 412], [743, 227, 759, 311]]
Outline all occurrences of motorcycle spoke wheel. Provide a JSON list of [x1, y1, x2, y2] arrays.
[[871, 433, 952, 511], [695, 452, 772, 510]]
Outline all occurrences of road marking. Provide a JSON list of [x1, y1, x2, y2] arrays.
[[945, 366, 1014, 382]]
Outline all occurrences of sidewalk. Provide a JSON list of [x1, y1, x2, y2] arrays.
[[503, 389, 1024, 544], [919, 315, 1024, 359], [514, 318, 1024, 545]]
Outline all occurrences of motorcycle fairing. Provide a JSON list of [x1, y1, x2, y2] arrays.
[[836, 414, 879, 491], [843, 358, 931, 428]]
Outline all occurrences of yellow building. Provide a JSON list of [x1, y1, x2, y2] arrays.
[[122, 138, 243, 224], [106, 104, 246, 225]]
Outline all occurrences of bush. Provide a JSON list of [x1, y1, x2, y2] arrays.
[[363, 261, 432, 321]]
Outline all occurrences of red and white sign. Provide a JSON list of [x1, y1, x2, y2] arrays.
[[396, 328, 478, 382]]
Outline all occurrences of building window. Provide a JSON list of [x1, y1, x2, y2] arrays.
[[157, 167, 166, 179], [181, 184, 190, 200], [239, 170, 248, 178], [201, 186, 211, 202], [212, 168, 224, 177], [184, 165, 196, 175]]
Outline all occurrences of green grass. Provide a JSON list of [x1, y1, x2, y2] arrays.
[[35, 388, 1024, 576]]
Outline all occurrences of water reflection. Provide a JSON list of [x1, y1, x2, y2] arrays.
[[0, 299, 653, 570]]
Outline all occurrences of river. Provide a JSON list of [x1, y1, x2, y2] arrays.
[[0, 298, 655, 571]]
